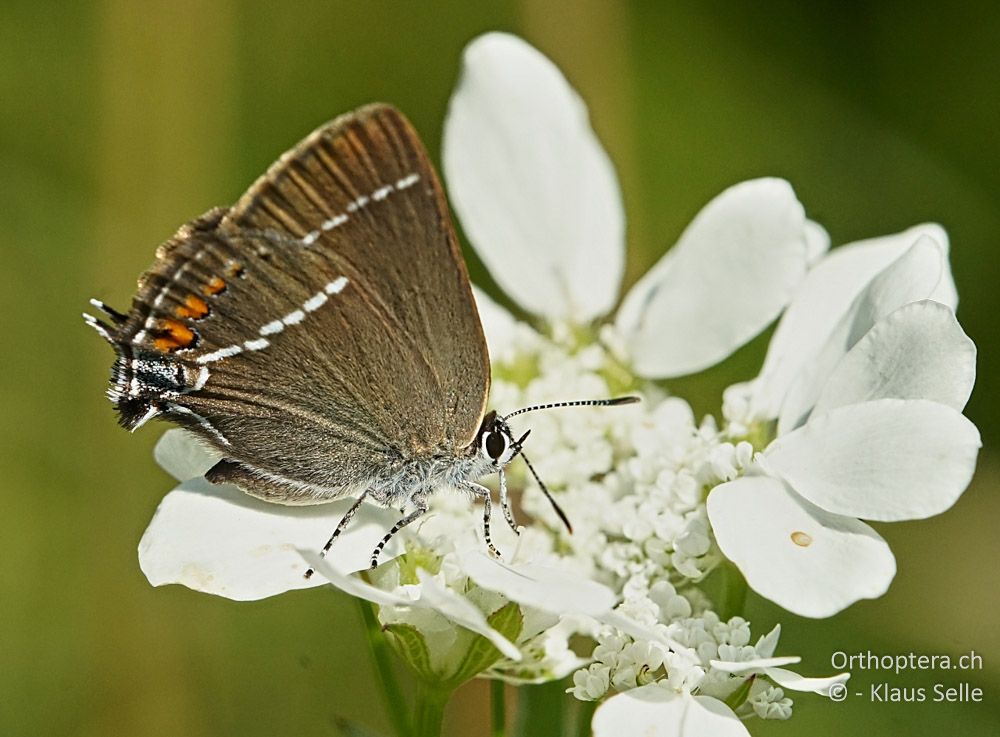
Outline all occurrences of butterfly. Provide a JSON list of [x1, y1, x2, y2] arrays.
[[85, 104, 637, 571]]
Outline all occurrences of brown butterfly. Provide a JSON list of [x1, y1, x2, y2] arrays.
[[86, 104, 636, 570]]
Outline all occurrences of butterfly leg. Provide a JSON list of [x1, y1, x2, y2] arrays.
[[463, 481, 501, 559], [497, 468, 520, 534], [304, 489, 373, 579], [369, 495, 429, 569]]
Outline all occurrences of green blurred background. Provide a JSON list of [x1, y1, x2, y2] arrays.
[[2, 1, 998, 735]]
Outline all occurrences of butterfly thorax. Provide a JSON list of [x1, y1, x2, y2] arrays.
[[366, 446, 493, 508]]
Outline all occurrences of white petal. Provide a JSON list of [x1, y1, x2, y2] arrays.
[[415, 569, 522, 661], [707, 476, 896, 618], [755, 624, 781, 659], [306, 553, 522, 661], [600, 610, 695, 664], [764, 667, 849, 696], [777, 235, 946, 433], [300, 551, 414, 607], [444, 32, 623, 320], [813, 301, 976, 416], [592, 687, 750, 737], [753, 223, 955, 421], [153, 429, 221, 481], [764, 399, 981, 521], [710, 656, 801, 673], [615, 179, 810, 378], [805, 220, 831, 265], [138, 479, 403, 600], [457, 550, 616, 615], [910, 224, 959, 307]]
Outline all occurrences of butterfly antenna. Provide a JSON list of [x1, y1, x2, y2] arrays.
[[502, 395, 639, 422], [520, 451, 573, 534], [500, 397, 639, 533]]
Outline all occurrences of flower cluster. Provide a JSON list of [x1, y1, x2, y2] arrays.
[[136, 31, 980, 737]]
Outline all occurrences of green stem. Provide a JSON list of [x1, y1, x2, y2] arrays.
[[491, 680, 506, 737], [514, 679, 567, 737], [358, 600, 410, 737], [413, 681, 451, 737], [575, 699, 597, 737]]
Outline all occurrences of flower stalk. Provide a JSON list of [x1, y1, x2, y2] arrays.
[[491, 680, 506, 737], [413, 681, 452, 737], [358, 600, 411, 737], [515, 681, 567, 737], [574, 700, 597, 737]]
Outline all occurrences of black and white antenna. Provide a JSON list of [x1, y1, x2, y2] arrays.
[[502, 395, 639, 422]]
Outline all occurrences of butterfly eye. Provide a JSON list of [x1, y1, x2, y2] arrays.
[[484, 430, 508, 461]]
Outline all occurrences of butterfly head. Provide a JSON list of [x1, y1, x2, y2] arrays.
[[476, 411, 531, 469]]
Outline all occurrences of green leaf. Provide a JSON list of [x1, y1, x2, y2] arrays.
[[445, 602, 524, 688], [383, 622, 436, 683], [490, 600, 525, 642], [724, 674, 757, 711], [394, 548, 443, 585]]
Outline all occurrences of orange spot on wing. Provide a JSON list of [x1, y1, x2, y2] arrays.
[[226, 261, 245, 278], [175, 294, 210, 319], [153, 318, 197, 352], [202, 276, 226, 295]]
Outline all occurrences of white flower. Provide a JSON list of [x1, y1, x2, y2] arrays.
[[574, 576, 845, 706], [708, 229, 980, 617], [129, 31, 981, 737], [748, 686, 793, 720], [445, 32, 821, 379], [307, 542, 674, 682], [593, 685, 751, 737], [139, 429, 404, 600], [710, 632, 849, 700], [572, 665, 611, 701], [137, 30, 819, 606], [588, 615, 846, 735]]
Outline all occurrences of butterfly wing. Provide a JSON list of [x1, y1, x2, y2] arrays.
[[90, 104, 490, 502]]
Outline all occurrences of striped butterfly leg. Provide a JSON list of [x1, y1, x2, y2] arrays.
[[369, 493, 430, 569], [303, 489, 373, 579], [497, 467, 520, 534], [463, 481, 501, 559]]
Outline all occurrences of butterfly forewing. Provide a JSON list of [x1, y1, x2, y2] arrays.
[[99, 104, 490, 500]]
